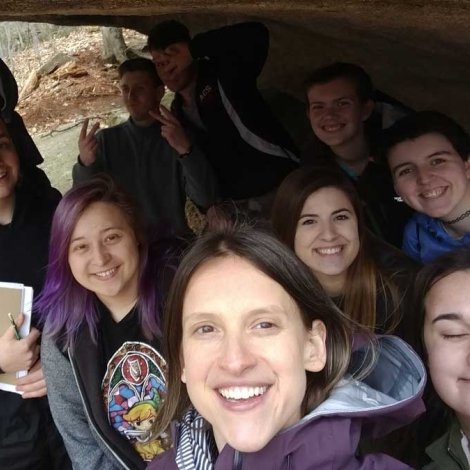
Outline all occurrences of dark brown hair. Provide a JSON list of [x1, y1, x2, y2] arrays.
[[304, 62, 374, 103], [118, 58, 163, 87], [381, 110, 470, 163], [156, 222, 352, 433], [271, 166, 401, 332]]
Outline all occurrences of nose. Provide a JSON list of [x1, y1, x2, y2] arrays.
[[92, 243, 111, 266], [319, 220, 338, 241], [217, 333, 256, 376], [125, 88, 137, 102], [155, 58, 172, 77], [320, 103, 339, 119], [416, 166, 433, 185]]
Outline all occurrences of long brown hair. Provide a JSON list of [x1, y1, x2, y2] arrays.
[[272, 166, 400, 332], [156, 222, 353, 434]]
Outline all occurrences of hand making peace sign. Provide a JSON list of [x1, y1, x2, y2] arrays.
[[150, 105, 192, 156], [78, 118, 100, 166]]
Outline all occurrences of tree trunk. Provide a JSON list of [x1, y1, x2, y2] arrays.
[[100, 27, 128, 64]]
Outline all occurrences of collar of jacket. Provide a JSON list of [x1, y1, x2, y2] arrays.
[[168, 335, 425, 470], [426, 416, 469, 470]]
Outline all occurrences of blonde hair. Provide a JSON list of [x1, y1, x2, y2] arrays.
[[123, 402, 157, 423]]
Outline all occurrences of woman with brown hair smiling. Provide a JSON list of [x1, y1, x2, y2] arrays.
[[271, 166, 417, 334]]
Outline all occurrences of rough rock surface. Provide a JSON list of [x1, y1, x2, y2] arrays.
[[1, 0, 470, 128]]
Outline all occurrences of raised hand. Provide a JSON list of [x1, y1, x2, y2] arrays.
[[150, 106, 192, 156], [16, 359, 47, 399], [0, 314, 40, 373], [78, 118, 100, 166]]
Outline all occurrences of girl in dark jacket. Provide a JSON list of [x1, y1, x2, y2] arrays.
[[0, 116, 69, 469], [148, 223, 425, 470], [271, 166, 418, 336], [38, 176, 173, 470]]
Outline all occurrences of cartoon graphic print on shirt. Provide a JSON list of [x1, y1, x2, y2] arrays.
[[102, 341, 171, 461]]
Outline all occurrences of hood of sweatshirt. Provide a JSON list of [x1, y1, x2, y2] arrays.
[[149, 335, 425, 470], [0, 58, 19, 123]]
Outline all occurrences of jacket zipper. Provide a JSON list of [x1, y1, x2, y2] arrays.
[[448, 445, 467, 470], [68, 349, 131, 470], [233, 450, 242, 470]]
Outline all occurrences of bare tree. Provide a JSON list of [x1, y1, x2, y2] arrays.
[[101, 27, 129, 64]]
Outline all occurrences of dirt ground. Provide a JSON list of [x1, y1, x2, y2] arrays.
[[14, 27, 145, 193]]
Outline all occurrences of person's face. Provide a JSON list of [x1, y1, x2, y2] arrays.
[[181, 255, 326, 453], [150, 43, 195, 93], [119, 71, 164, 123], [388, 133, 470, 220], [307, 77, 373, 151], [0, 120, 19, 202], [133, 415, 156, 432], [424, 270, 470, 424], [68, 201, 140, 309], [294, 187, 360, 293]]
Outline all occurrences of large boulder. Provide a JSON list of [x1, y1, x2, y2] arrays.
[[1, 0, 470, 127]]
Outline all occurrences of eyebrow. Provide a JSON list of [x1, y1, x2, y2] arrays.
[[392, 150, 452, 176], [431, 312, 463, 324], [299, 208, 352, 218], [183, 305, 289, 323], [309, 96, 352, 104], [70, 226, 124, 243]]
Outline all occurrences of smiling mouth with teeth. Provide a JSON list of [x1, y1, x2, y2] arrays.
[[218, 386, 269, 401], [321, 123, 344, 132], [315, 246, 343, 255], [420, 187, 447, 199], [94, 267, 117, 279]]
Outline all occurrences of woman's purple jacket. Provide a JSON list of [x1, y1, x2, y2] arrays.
[[148, 336, 426, 469]]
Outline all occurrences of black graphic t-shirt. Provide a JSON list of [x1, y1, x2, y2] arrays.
[[97, 301, 171, 461]]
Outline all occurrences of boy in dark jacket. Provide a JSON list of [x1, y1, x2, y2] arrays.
[[147, 21, 299, 213]]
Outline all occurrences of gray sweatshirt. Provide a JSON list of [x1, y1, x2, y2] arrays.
[[73, 118, 218, 236], [42, 335, 123, 470]]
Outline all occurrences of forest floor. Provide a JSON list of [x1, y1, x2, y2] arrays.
[[13, 27, 146, 193]]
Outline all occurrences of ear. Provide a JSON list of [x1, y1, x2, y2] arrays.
[[304, 320, 327, 373], [464, 156, 470, 179], [180, 350, 187, 383], [361, 99, 375, 122]]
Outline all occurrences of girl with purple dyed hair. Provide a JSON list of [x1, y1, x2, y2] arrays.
[[38, 175, 172, 470]]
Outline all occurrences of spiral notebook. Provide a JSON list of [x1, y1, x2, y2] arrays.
[[0, 282, 33, 394]]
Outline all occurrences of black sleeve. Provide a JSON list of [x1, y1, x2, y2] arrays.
[[190, 22, 269, 78]]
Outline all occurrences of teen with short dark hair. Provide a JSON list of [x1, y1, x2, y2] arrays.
[[383, 111, 470, 263], [302, 62, 412, 247]]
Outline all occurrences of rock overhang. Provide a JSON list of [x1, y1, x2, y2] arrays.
[[1, 0, 470, 128]]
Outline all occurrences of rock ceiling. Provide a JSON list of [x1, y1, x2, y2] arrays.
[[1, 0, 470, 127]]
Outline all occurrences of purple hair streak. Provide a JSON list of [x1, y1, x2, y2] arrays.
[[36, 175, 162, 350]]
